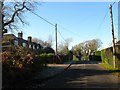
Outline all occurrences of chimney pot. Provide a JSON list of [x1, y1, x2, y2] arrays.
[[28, 36, 32, 42], [18, 32, 23, 38]]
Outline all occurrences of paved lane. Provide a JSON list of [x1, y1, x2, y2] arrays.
[[40, 61, 120, 89]]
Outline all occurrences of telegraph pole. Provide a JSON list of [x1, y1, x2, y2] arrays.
[[0, 1, 2, 90], [55, 24, 58, 56], [109, 4, 116, 68]]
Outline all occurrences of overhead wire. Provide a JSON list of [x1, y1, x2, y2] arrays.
[[57, 29, 67, 43], [26, 7, 55, 26], [112, 0, 118, 6], [58, 24, 89, 39], [25, 1, 118, 47], [89, 0, 118, 38]]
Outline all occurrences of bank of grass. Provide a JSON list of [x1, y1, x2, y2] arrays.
[[101, 63, 120, 77]]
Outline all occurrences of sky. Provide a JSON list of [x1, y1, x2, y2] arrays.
[[11, 1, 118, 50]]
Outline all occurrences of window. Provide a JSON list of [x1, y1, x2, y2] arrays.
[[29, 44, 31, 48], [23, 43, 26, 47], [14, 40, 18, 46], [37, 46, 39, 49], [33, 45, 35, 49]]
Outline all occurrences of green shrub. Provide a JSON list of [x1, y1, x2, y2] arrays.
[[101, 45, 120, 68], [39, 53, 55, 64], [89, 51, 101, 61], [95, 51, 101, 56]]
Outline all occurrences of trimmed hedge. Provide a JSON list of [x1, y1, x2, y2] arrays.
[[37, 53, 70, 64], [101, 45, 120, 69], [39, 53, 54, 64], [89, 51, 102, 61]]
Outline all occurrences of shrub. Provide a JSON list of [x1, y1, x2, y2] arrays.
[[2, 46, 46, 88], [101, 45, 120, 69], [39, 53, 54, 64]]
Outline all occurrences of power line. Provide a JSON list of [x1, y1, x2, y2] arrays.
[[91, 9, 109, 38], [58, 30, 67, 43], [26, 7, 55, 26], [112, 0, 118, 6], [98, 9, 109, 30], [26, 1, 118, 47], [58, 24, 89, 39], [91, 0, 118, 38]]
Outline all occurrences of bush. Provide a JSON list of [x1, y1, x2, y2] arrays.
[[37, 53, 70, 64], [39, 53, 54, 64], [89, 55, 101, 61], [101, 45, 120, 69], [1, 46, 46, 88]]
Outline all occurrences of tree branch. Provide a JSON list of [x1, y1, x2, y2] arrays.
[[17, 14, 24, 24], [4, 2, 26, 27]]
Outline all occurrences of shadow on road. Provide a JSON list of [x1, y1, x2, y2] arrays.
[[44, 61, 120, 88], [72, 60, 101, 64]]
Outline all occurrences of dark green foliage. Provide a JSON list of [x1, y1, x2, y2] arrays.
[[94, 51, 101, 56], [101, 45, 120, 69], [89, 55, 101, 61], [42, 47, 55, 54], [37, 53, 70, 64], [89, 51, 102, 61], [68, 50, 73, 60], [58, 54, 69, 63], [39, 53, 54, 64]]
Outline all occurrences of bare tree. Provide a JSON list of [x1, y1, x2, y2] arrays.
[[58, 38, 72, 54], [88, 39, 102, 52], [32, 37, 44, 45], [65, 38, 72, 48], [47, 35, 53, 48], [32, 37, 53, 48], [2, 0, 38, 34], [72, 39, 102, 60], [58, 42, 68, 54]]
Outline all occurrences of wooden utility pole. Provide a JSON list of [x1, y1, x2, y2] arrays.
[[0, 1, 2, 52], [55, 24, 58, 56], [0, 1, 2, 90], [109, 4, 116, 68]]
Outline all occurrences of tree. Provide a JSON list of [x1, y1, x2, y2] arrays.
[[32, 37, 53, 48], [43, 47, 55, 54], [32, 37, 55, 54], [65, 38, 72, 48], [72, 39, 102, 60], [58, 38, 72, 54], [88, 39, 102, 54], [58, 42, 68, 54], [2, 0, 38, 35], [32, 37, 44, 47], [47, 35, 53, 48]]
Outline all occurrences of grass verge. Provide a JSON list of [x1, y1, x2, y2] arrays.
[[100, 63, 120, 77]]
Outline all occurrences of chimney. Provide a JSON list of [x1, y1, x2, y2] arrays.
[[18, 31, 23, 38], [28, 36, 32, 42]]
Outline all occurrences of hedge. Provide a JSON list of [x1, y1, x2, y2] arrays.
[[101, 45, 120, 69], [38, 53, 70, 64], [89, 51, 102, 61]]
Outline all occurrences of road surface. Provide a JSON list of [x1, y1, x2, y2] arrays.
[[32, 61, 120, 89]]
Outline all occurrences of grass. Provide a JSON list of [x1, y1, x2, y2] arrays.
[[101, 63, 120, 77]]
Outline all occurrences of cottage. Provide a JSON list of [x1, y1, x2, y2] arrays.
[[2, 32, 42, 52]]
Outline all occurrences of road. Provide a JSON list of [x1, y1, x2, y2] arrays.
[[38, 61, 120, 89]]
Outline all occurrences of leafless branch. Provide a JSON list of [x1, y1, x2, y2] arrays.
[[4, 2, 26, 27]]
